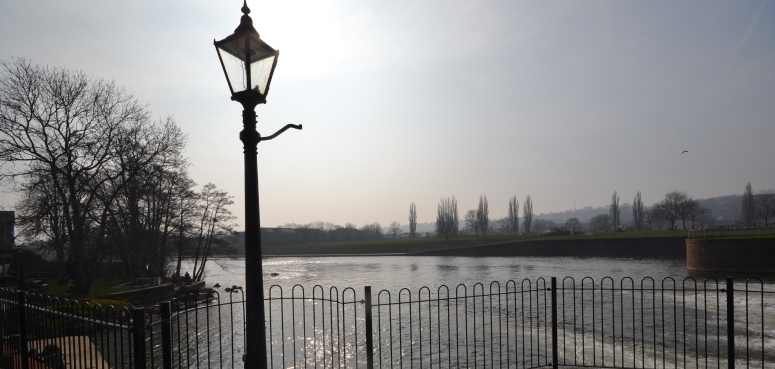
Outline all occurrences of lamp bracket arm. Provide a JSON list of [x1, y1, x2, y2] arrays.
[[261, 124, 302, 141]]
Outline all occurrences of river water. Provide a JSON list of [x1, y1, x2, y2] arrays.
[[171, 256, 774, 369], [192, 255, 692, 292]]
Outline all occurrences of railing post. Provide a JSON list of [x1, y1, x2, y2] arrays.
[[364, 286, 374, 369], [161, 302, 173, 369], [18, 291, 29, 369], [133, 308, 146, 369], [0, 298, 5, 356], [726, 276, 734, 369], [551, 277, 558, 369]]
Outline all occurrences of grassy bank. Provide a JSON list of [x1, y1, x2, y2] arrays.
[[17, 277, 136, 307], [264, 230, 688, 255]]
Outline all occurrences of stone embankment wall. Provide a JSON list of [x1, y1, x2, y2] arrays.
[[686, 238, 775, 274], [412, 237, 686, 257]]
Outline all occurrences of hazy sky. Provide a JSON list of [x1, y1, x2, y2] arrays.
[[1, 0, 774, 229]]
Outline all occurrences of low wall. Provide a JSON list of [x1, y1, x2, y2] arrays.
[[104, 283, 175, 300], [179, 280, 206, 294], [686, 238, 775, 274], [412, 237, 686, 257]]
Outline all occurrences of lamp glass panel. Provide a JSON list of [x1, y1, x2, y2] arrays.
[[250, 55, 275, 94], [217, 41, 247, 93], [248, 39, 276, 94]]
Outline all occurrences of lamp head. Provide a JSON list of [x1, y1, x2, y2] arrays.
[[214, 1, 279, 104]]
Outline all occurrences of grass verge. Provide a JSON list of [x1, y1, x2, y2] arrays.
[[264, 230, 689, 255]]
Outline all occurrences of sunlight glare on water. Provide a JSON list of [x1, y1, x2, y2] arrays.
[[186, 255, 692, 292]]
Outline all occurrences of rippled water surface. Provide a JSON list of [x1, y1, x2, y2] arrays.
[[175, 256, 774, 369], [191, 255, 698, 292]]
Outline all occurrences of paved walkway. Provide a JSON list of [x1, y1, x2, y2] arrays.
[[26, 336, 110, 369]]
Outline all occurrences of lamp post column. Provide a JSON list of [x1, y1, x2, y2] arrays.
[[240, 102, 268, 369]]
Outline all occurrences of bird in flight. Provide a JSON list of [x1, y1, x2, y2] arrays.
[[681, 150, 689, 154]]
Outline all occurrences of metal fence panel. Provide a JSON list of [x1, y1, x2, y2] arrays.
[[1, 276, 773, 369]]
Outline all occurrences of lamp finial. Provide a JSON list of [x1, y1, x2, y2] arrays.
[[233, 0, 258, 35]]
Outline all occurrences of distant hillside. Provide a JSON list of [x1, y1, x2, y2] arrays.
[[534, 204, 633, 225], [402, 195, 743, 231], [533, 194, 742, 226], [697, 195, 741, 224], [232, 195, 744, 246]]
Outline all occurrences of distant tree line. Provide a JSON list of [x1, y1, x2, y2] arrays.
[[582, 182, 774, 233], [741, 182, 774, 227], [0, 59, 235, 293], [277, 221, 387, 242], [436, 194, 537, 237], [278, 181, 775, 246]]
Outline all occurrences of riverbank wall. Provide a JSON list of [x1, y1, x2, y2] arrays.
[[686, 238, 775, 274], [411, 237, 686, 257]]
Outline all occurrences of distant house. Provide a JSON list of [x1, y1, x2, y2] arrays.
[[0, 211, 14, 249], [260, 228, 299, 246], [330, 227, 362, 241]]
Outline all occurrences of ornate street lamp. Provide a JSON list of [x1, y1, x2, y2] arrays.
[[214, 2, 301, 367]]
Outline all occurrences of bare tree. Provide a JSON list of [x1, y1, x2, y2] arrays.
[[609, 190, 620, 230], [464, 210, 480, 237], [477, 195, 489, 236], [565, 217, 582, 233], [172, 175, 197, 278], [360, 222, 383, 240], [660, 191, 687, 229], [742, 182, 755, 226], [190, 183, 237, 281], [532, 219, 556, 233], [452, 197, 459, 235], [0, 59, 199, 291], [695, 207, 715, 229], [588, 214, 612, 233], [646, 205, 667, 230], [643, 210, 653, 230], [436, 198, 448, 239], [496, 217, 511, 235], [753, 189, 774, 226], [523, 195, 533, 233], [435, 196, 458, 239], [508, 196, 519, 235], [683, 199, 702, 229], [15, 170, 68, 263], [632, 190, 644, 230], [0, 59, 150, 292], [106, 118, 189, 278], [388, 221, 402, 239], [408, 202, 417, 238]]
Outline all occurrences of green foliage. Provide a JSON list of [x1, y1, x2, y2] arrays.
[[86, 298, 132, 310], [263, 230, 689, 255], [44, 277, 134, 297]]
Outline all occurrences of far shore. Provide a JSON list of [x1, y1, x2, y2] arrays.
[[248, 230, 691, 258], [264, 253, 408, 257]]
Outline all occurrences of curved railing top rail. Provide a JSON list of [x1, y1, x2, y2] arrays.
[[688, 227, 775, 239]]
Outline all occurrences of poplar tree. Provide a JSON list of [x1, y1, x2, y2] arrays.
[[632, 190, 644, 231], [408, 202, 417, 238], [508, 196, 519, 235], [523, 195, 533, 233], [477, 195, 489, 236], [741, 182, 755, 226], [609, 191, 620, 230]]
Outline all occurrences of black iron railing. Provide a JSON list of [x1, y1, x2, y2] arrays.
[[688, 228, 775, 239], [0, 276, 772, 369]]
